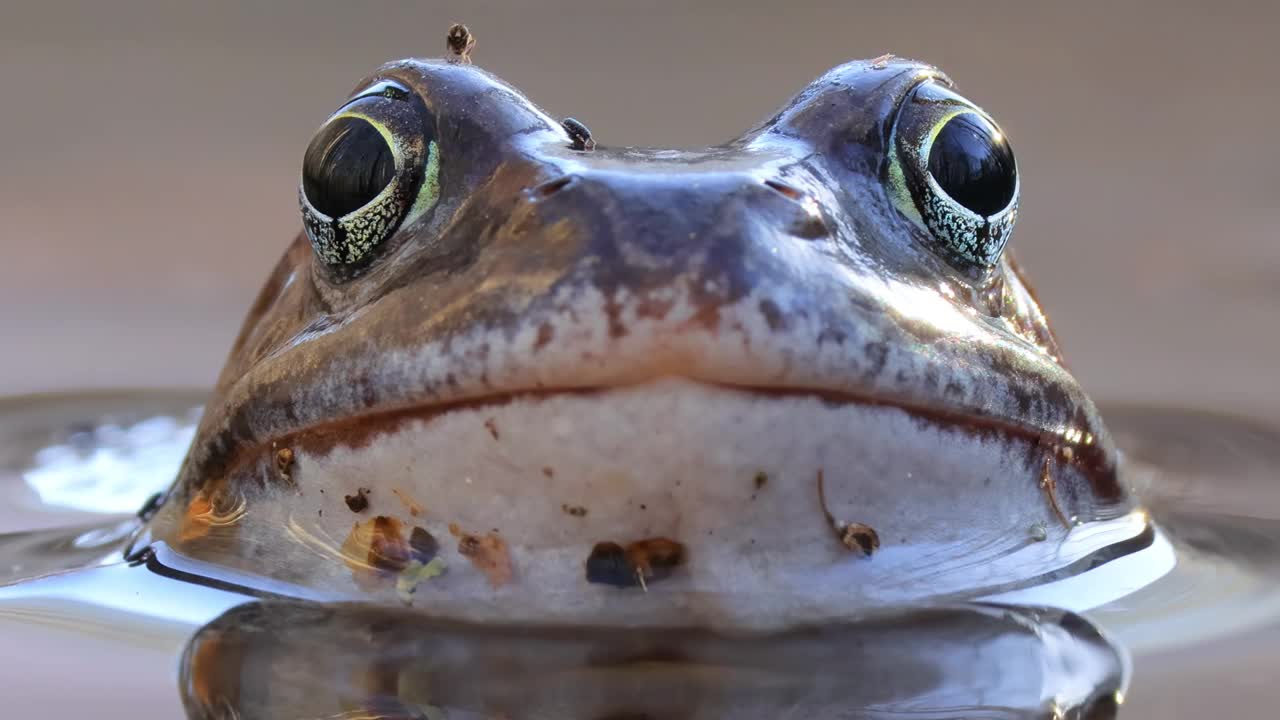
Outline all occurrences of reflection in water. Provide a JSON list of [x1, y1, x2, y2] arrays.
[[179, 600, 1126, 720], [21, 412, 196, 514], [0, 518, 138, 583], [0, 391, 202, 526]]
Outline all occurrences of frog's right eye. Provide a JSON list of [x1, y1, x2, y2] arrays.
[[886, 80, 1019, 272], [299, 80, 441, 280], [303, 118, 395, 219]]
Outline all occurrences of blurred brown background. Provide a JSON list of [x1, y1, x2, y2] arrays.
[[0, 2, 1277, 716], [2, 1, 1276, 426]]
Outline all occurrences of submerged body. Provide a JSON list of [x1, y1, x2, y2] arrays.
[[138, 35, 1144, 628]]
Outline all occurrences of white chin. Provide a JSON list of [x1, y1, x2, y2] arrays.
[[160, 377, 1148, 629]]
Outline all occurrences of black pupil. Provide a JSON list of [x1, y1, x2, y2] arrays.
[[926, 113, 1016, 217], [302, 117, 395, 218]]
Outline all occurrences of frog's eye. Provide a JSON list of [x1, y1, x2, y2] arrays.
[[299, 80, 441, 278], [887, 80, 1019, 270], [303, 118, 396, 219]]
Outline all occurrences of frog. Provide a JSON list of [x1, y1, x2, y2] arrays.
[[136, 25, 1147, 629]]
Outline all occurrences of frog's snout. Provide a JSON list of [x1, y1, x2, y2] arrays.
[[520, 167, 831, 274]]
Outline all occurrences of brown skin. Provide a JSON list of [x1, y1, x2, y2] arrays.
[[165, 54, 1126, 548]]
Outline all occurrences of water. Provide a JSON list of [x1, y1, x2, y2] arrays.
[[0, 393, 1277, 718], [179, 600, 1125, 719]]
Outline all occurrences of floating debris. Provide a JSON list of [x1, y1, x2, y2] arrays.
[[484, 417, 500, 440], [344, 488, 371, 513], [626, 537, 685, 590], [368, 516, 413, 572], [585, 537, 687, 589], [1039, 455, 1072, 529], [392, 487, 425, 517], [562, 503, 588, 517], [274, 447, 295, 482], [395, 557, 447, 603], [409, 526, 439, 563], [342, 518, 443, 591], [456, 529, 513, 588], [839, 523, 881, 556], [585, 542, 632, 587], [816, 470, 879, 557]]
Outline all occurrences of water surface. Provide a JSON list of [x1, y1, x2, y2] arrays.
[[0, 393, 1277, 718]]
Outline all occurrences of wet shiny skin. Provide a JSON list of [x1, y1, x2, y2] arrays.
[[141, 52, 1141, 627]]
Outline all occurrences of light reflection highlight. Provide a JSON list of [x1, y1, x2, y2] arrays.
[[22, 413, 197, 514]]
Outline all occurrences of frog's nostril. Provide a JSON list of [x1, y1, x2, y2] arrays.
[[531, 175, 577, 200], [763, 178, 805, 202], [763, 179, 829, 239]]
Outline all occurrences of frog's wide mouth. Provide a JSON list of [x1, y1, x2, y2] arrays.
[[186, 374, 1119, 505], [245, 381, 1038, 457], [156, 377, 1144, 629]]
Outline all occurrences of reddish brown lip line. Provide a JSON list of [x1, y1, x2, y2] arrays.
[[189, 379, 1119, 502]]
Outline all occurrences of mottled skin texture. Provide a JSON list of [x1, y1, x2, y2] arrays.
[[146, 55, 1140, 625], [187, 59, 1108, 492]]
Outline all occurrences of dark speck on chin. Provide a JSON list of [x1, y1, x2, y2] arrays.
[[409, 527, 439, 563], [345, 488, 370, 513], [585, 542, 634, 588], [585, 538, 687, 589]]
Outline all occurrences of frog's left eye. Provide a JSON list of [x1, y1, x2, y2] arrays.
[[299, 80, 441, 278], [887, 80, 1019, 270]]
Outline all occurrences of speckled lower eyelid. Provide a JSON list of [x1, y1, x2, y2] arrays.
[[920, 176, 1019, 268], [886, 80, 1019, 270]]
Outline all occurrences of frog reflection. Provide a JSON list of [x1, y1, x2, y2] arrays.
[[180, 600, 1125, 720]]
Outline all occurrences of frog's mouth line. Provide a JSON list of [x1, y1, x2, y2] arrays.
[[161, 377, 1149, 630], [194, 377, 1120, 502]]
